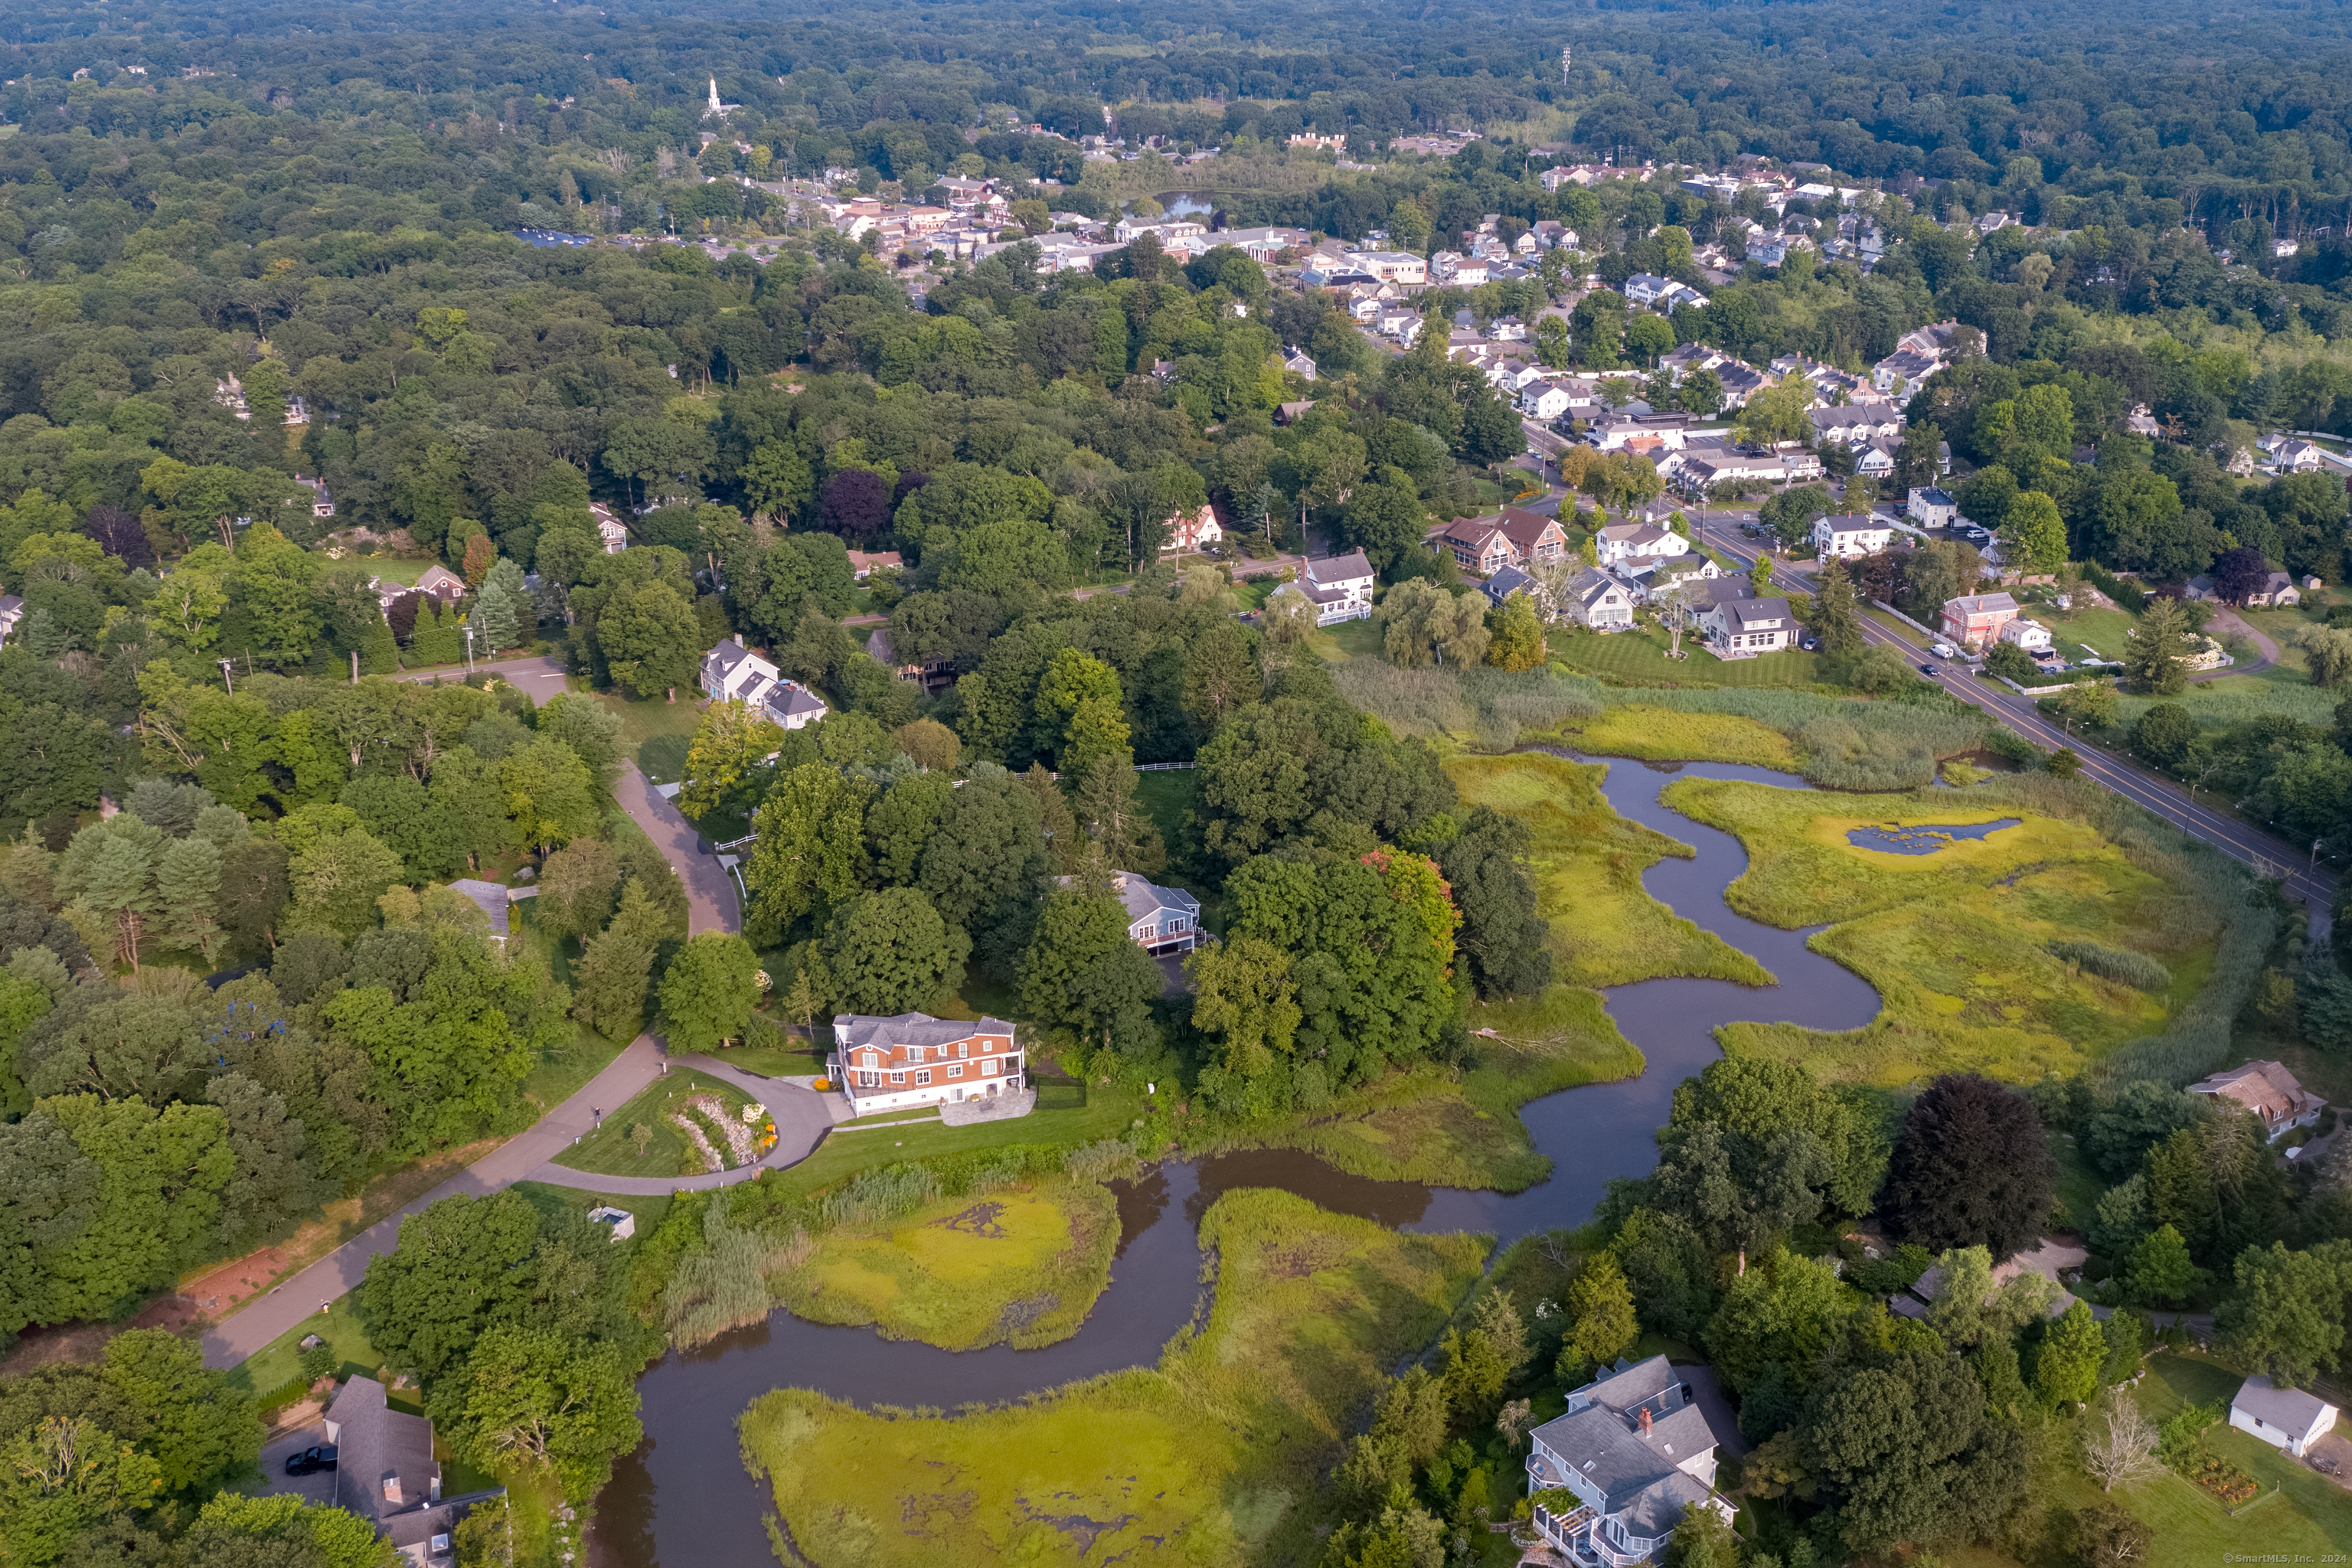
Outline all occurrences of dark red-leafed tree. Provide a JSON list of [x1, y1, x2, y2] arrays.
[[2210, 544, 2271, 605], [891, 469, 931, 510], [1880, 1073, 2057, 1262], [386, 590, 423, 645], [84, 505, 152, 569], [814, 468, 890, 540]]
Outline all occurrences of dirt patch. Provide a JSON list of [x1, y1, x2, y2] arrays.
[[941, 1201, 1008, 1238], [0, 1289, 211, 1376], [1015, 1498, 1137, 1557], [1263, 1237, 1346, 1279], [995, 1294, 1059, 1334]]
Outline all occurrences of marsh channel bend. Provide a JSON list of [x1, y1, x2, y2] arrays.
[[593, 756, 1886, 1566]]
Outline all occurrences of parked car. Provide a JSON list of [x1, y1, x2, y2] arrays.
[[1799, 635, 1820, 652], [1930, 641, 1959, 658], [284, 1446, 339, 1475]]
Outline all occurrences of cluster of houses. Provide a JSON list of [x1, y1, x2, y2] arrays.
[[1418, 499, 1797, 659]]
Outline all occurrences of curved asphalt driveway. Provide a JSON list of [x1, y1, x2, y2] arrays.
[[199, 669, 830, 1369]]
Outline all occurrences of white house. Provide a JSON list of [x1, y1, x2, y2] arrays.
[[2230, 1375, 2337, 1458], [1907, 487, 1959, 528], [700, 639, 829, 728], [1811, 403, 1904, 449], [1521, 381, 1577, 422], [1623, 273, 1707, 312], [1701, 595, 1795, 657], [1162, 503, 1223, 556], [1282, 550, 1377, 624], [831, 1012, 1023, 1113], [1524, 1356, 1734, 1566], [1998, 618, 2054, 652], [1106, 871, 1200, 954], [591, 502, 629, 554], [0, 593, 23, 648], [1811, 514, 1894, 559], [1562, 567, 1636, 630], [1594, 523, 1690, 570]]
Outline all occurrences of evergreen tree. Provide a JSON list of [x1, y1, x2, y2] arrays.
[[570, 924, 655, 1040], [1808, 555, 1864, 657]]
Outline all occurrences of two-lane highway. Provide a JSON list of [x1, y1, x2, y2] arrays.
[[1686, 513, 2335, 913]]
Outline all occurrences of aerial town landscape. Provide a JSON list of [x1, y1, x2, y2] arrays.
[[3, 2, 2352, 1565]]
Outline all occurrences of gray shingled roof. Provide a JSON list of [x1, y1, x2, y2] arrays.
[[834, 1011, 1014, 1050], [1110, 871, 1198, 926], [2234, 1374, 2335, 1436]]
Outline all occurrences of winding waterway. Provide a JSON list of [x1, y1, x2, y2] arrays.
[[590, 757, 1886, 1566]]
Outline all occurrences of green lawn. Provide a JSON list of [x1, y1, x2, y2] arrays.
[[549, 1068, 763, 1179], [2037, 603, 2139, 663], [2099, 1351, 2352, 1563], [594, 688, 707, 756], [224, 1295, 384, 1400], [358, 556, 437, 586], [759, 1072, 1148, 1206], [742, 1190, 1488, 1566], [1553, 624, 1826, 689], [1306, 614, 1383, 662], [705, 1038, 828, 1079]]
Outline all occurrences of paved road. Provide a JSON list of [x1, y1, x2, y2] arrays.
[[614, 759, 740, 936], [1689, 514, 2337, 913], [391, 652, 573, 702], [522, 1051, 838, 1197], [198, 668, 826, 1369]]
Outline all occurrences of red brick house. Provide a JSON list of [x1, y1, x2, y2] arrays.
[[1939, 591, 2019, 651]]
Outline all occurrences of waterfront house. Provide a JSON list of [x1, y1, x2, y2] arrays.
[[2190, 1060, 2324, 1141], [831, 1012, 1023, 1112], [1524, 1355, 1734, 1566]]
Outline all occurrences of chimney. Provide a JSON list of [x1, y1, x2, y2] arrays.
[[1637, 1406, 1653, 1436], [382, 1473, 403, 1507]]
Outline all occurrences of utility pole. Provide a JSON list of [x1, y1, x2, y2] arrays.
[[217, 658, 234, 694], [463, 624, 475, 675], [350, 649, 360, 684]]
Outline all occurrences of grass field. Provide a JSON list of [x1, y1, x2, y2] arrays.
[[593, 688, 707, 757], [1668, 778, 2214, 1084], [549, 1068, 760, 1179], [740, 1190, 1488, 1567], [757, 1073, 1149, 1207], [1553, 625, 1826, 690], [774, 1178, 1120, 1349], [1447, 752, 1771, 989], [1306, 614, 1383, 663], [1552, 704, 1802, 771]]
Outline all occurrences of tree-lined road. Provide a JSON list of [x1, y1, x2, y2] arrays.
[[200, 665, 825, 1370]]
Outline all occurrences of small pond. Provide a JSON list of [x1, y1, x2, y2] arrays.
[[592, 756, 1886, 1566], [1847, 818, 2022, 854]]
